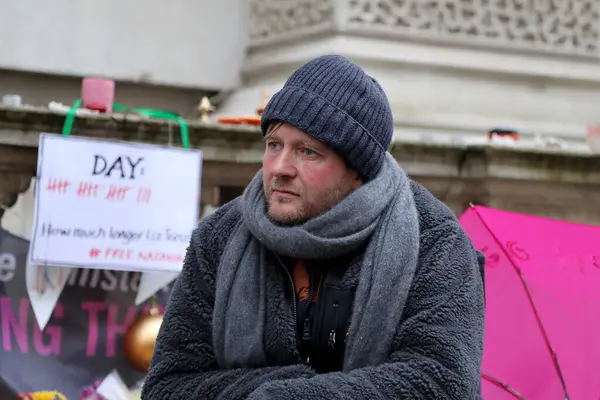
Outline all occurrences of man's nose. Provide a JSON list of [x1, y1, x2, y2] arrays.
[[271, 149, 297, 177]]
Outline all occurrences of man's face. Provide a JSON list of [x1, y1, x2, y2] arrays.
[[262, 123, 362, 226]]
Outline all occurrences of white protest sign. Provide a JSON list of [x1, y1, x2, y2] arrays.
[[30, 134, 201, 273]]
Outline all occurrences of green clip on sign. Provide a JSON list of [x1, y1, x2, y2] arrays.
[[61, 100, 190, 149]]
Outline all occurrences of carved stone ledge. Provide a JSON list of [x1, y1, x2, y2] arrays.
[[346, 0, 599, 58], [3, 106, 600, 184], [392, 142, 600, 221], [3, 106, 600, 223], [248, 0, 336, 48], [247, 0, 600, 58], [391, 142, 600, 185], [0, 106, 264, 162]]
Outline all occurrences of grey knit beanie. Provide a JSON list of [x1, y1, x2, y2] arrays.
[[260, 55, 394, 181]]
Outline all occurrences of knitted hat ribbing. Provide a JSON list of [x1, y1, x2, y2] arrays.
[[261, 54, 394, 181]]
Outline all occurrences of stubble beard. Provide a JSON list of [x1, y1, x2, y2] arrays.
[[265, 178, 354, 226]]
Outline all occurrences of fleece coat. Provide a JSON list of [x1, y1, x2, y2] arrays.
[[141, 181, 485, 400]]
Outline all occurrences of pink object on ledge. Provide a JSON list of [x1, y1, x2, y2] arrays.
[[82, 77, 115, 113]]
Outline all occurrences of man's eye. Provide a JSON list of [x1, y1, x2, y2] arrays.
[[302, 148, 315, 156], [267, 142, 281, 149]]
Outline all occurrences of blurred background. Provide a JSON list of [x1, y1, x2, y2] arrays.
[[1, 1, 600, 399]]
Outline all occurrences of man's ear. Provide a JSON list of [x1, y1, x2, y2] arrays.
[[351, 172, 363, 190]]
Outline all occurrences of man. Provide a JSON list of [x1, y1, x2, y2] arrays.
[[142, 55, 485, 399]]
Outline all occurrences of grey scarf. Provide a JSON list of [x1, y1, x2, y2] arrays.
[[213, 153, 420, 371]]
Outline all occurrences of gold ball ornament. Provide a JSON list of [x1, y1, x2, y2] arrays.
[[123, 305, 164, 373]]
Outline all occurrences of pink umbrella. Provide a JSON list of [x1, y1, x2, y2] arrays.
[[459, 206, 600, 400]]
